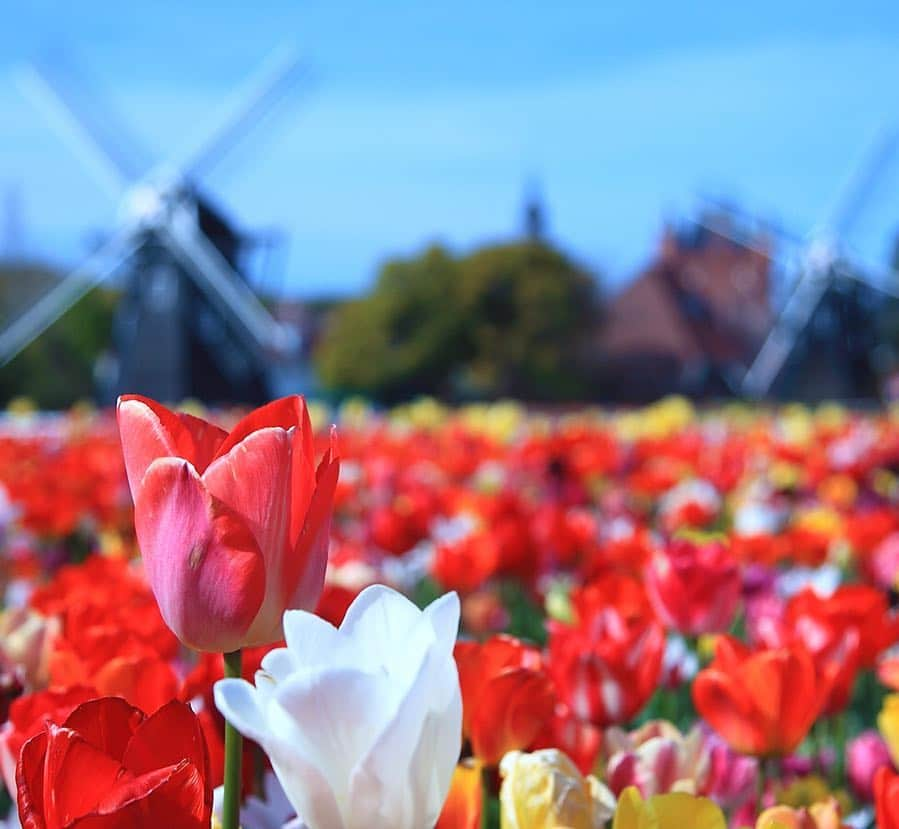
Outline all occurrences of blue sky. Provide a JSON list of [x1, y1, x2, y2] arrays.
[[3, 2, 899, 297]]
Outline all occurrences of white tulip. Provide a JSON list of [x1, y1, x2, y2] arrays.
[[214, 584, 462, 829]]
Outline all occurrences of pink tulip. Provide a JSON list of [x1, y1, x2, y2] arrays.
[[117, 395, 339, 652], [848, 730, 893, 802]]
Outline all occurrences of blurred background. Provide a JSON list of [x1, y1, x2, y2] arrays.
[[3, 2, 899, 408]]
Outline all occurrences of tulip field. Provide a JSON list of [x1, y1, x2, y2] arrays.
[[4, 395, 899, 828]]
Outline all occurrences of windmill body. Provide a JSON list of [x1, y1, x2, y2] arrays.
[[0, 49, 307, 405], [695, 128, 899, 402]]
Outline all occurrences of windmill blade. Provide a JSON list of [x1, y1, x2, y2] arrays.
[[0, 228, 137, 365], [833, 258, 899, 300], [741, 270, 832, 398], [690, 210, 784, 265], [177, 45, 310, 183], [820, 125, 899, 239], [696, 194, 806, 250], [156, 204, 295, 357], [17, 60, 146, 197]]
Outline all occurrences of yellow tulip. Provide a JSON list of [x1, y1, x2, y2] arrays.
[[879, 694, 899, 767], [499, 749, 615, 829], [612, 785, 725, 829]]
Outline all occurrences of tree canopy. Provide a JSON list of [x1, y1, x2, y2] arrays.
[[0, 263, 116, 409], [315, 240, 601, 403]]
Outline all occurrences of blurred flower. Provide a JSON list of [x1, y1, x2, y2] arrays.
[[660, 635, 699, 689], [0, 686, 95, 794], [460, 588, 510, 634], [436, 759, 482, 829], [603, 720, 705, 798], [847, 730, 892, 802], [212, 771, 301, 829], [549, 575, 664, 728], [698, 729, 757, 810], [432, 530, 500, 594], [16, 697, 211, 829], [693, 636, 825, 756], [776, 776, 851, 816], [875, 767, 899, 829], [879, 695, 899, 769], [658, 478, 721, 532], [455, 635, 554, 766], [645, 539, 740, 636], [118, 394, 339, 652], [787, 585, 899, 669], [0, 608, 55, 691], [611, 785, 725, 829], [214, 585, 461, 829], [755, 799, 847, 829], [499, 748, 615, 829]]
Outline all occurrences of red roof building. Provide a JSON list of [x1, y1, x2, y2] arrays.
[[599, 220, 772, 401]]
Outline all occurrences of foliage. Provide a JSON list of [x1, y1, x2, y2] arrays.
[[0, 263, 116, 409], [314, 240, 601, 402]]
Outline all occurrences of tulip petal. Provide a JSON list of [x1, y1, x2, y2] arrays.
[[212, 396, 320, 565], [423, 591, 462, 659], [272, 667, 394, 793], [266, 667, 396, 829], [135, 458, 265, 652], [214, 679, 270, 746], [351, 627, 462, 829], [284, 451, 340, 613], [42, 725, 125, 827], [339, 585, 426, 673], [63, 697, 143, 762], [281, 609, 348, 670], [118, 396, 182, 495], [648, 791, 727, 829], [692, 668, 765, 756], [263, 732, 344, 829], [124, 701, 208, 781], [117, 396, 227, 493], [204, 427, 294, 645], [15, 730, 49, 829]]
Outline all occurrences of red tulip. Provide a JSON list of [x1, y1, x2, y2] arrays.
[[786, 585, 899, 668], [432, 530, 500, 594], [548, 596, 664, 728], [754, 605, 861, 716], [692, 636, 826, 757], [117, 395, 339, 652], [530, 702, 602, 775], [455, 635, 555, 765], [876, 766, 899, 829], [0, 686, 95, 795], [645, 539, 741, 635], [16, 696, 211, 829]]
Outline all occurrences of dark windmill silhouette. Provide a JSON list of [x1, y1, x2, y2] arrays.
[[694, 128, 899, 401], [0, 47, 309, 404]]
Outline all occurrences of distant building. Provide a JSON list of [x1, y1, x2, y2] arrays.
[[599, 219, 772, 402]]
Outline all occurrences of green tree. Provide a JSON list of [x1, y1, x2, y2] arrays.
[[455, 241, 599, 400], [315, 240, 601, 402], [316, 245, 465, 401], [0, 263, 116, 408]]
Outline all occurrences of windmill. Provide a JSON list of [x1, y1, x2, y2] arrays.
[[693, 128, 899, 401], [0, 47, 308, 404]]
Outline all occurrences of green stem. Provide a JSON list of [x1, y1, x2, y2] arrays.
[[756, 757, 767, 816], [481, 765, 490, 829], [253, 743, 266, 799], [222, 649, 243, 829], [831, 713, 847, 788]]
